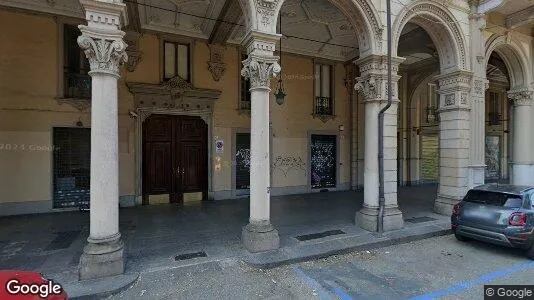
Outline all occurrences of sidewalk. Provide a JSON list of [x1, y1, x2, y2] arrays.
[[0, 185, 450, 298]]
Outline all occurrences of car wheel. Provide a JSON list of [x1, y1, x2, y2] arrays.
[[455, 233, 469, 242], [527, 245, 534, 260]]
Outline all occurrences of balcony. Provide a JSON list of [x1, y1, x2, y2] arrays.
[[64, 71, 91, 99]]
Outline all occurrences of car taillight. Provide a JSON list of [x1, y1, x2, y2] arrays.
[[509, 212, 527, 226], [452, 202, 461, 216]]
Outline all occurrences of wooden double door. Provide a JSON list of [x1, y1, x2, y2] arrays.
[[143, 115, 208, 204]]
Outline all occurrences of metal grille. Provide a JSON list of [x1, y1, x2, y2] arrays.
[[235, 133, 250, 190], [310, 134, 336, 189], [314, 96, 333, 116], [53, 127, 90, 208], [64, 24, 91, 99]]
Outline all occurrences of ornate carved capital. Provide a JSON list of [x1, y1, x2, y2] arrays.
[[241, 55, 280, 90], [354, 76, 378, 100], [508, 89, 533, 106], [207, 44, 227, 82], [434, 70, 473, 93], [78, 26, 128, 77]]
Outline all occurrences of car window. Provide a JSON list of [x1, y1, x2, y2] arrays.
[[503, 197, 523, 208], [464, 190, 522, 207], [530, 193, 534, 207]]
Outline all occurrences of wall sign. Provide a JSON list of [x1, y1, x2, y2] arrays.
[[215, 140, 224, 153]]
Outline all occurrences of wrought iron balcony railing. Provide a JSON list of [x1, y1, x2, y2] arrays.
[[314, 96, 333, 116], [64, 71, 91, 99]]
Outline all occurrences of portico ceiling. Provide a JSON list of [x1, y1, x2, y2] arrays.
[[0, 0, 458, 63], [140, 0, 359, 61]]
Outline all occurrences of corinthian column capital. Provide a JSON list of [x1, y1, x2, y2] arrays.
[[78, 28, 128, 77], [241, 55, 280, 90], [240, 30, 281, 90], [508, 89, 534, 106]]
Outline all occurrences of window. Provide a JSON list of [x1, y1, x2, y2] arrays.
[[63, 24, 91, 99], [164, 41, 190, 81], [53, 127, 91, 208], [239, 52, 251, 111], [488, 91, 501, 125], [314, 63, 334, 116]]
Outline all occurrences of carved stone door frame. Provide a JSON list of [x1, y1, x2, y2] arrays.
[[134, 107, 213, 205]]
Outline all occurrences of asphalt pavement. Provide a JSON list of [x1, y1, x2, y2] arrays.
[[109, 234, 534, 299]]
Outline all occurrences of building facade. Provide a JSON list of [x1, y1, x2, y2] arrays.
[[0, 0, 533, 279]]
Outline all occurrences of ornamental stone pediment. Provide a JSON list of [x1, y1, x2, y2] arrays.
[[127, 76, 221, 112]]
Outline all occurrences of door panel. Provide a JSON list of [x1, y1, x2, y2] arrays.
[[143, 114, 207, 204], [310, 134, 337, 189], [181, 141, 204, 192], [145, 142, 172, 195]]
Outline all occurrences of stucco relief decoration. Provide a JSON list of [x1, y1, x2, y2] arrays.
[[77, 30, 128, 77], [241, 55, 281, 89], [207, 44, 227, 82], [125, 34, 142, 72], [445, 94, 455, 106], [474, 80, 484, 96], [164, 75, 193, 98], [461, 93, 468, 105], [508, 89, 533, 106], [255, 0, 281, 28]]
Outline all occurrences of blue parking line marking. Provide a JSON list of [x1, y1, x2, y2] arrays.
[[292, 266, 332, 300], [411, 261, 534, 300], [332, 286, 353, 300]]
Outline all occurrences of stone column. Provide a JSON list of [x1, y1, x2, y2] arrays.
[[468, 7, 488, 188], [434, 71, 473, 215], [508, 89, 533, 185], [77, 0, 128, 280], [240, 30, 280, 252], [354, 54, 404, 232]]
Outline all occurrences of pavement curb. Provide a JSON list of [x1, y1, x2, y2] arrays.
[[62, 273, 139, 300], [244, 227, 452, 269]]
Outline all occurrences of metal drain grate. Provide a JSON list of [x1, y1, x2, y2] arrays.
[[175, 251, 207, 261], [405, 216, 437, 224], [295, 229, 345, 241]]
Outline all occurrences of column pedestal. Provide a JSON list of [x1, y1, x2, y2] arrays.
[[356, 205, 404, 232], [79, 234, 124, 280], [242, 221, 280, 253]]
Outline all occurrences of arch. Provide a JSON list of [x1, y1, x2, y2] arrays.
[[485, 33, 531, 90], [392, 1, 468, 71], [237, 0, 383, 55]]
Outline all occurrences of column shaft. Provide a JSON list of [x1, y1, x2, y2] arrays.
[[512, 104, 532, 185], [363, 101, 379, 208], [249, 88, 270, 223], [89, 74, 119, 241]]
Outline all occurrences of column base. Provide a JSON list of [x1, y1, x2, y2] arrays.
[[242, 221, 280, 253], [434, 195, 459, 216], [355, 204, 404, 232], [79, 234, 124, 280]]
